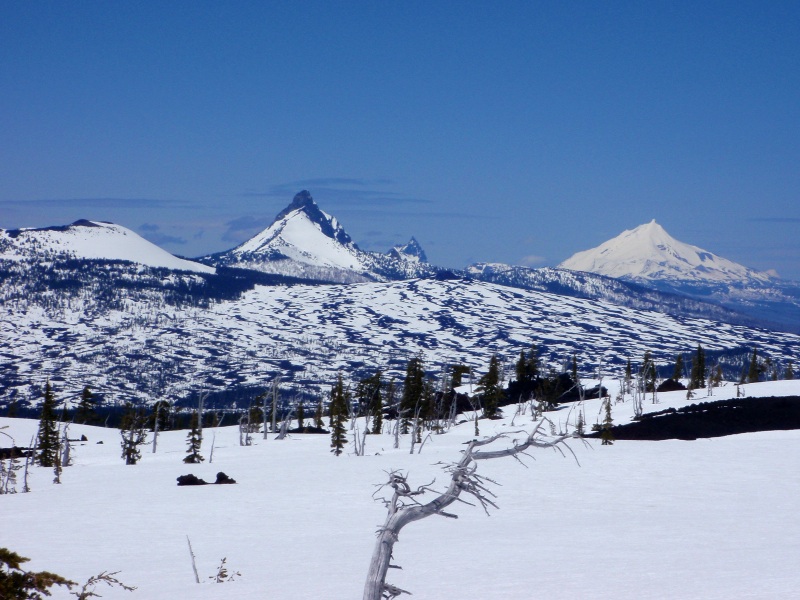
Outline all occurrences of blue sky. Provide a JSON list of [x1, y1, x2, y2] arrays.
[[2, 1, 799, 279]]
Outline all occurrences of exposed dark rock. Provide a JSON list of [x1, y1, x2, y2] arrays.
[[587, 396, 800, 441], [215, 472, 236, 484], [177, 474, 207, 486], [656, 378, 686, 392]]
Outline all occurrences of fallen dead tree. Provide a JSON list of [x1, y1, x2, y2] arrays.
[[364, 418, 579, 600]]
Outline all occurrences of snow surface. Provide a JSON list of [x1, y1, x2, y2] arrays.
[[559, 220, 773, 284], [0, 221, 214, 274], [3, 380, 800, 599]]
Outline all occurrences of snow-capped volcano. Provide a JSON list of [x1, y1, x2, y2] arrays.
[[207, 190, 379, 282], [205, 191, 440, 283], [559, 220, 774, 285], [0, 219, 214, 273]]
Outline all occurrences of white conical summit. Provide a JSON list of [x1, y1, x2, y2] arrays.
[[559, 220, 773, 284]]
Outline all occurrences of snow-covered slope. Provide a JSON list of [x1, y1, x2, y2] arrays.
[[3, 379, 800, 600], [0, 219, 214, 274], [203, 191, 440, 283], [559, 220, 774, 285]]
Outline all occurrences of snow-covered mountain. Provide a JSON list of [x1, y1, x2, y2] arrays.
[[557, 220, 800, 332], [0, 219, 214, 274], [389, 237, 427, 263], [203, 191, 439, 282], [559, 220, 774, 285]]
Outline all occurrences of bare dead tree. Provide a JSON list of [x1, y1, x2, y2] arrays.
[[363, 418, 579, 600]]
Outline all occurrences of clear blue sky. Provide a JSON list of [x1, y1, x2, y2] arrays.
[[2, 1, 799, 279]]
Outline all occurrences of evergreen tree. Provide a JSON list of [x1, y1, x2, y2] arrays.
[[477, 354, 504, 419], [449, 364, 470, 389], [184, 411, 204, 464], [296, 401, 305, 431], [314, 398, 324, 429], [400, 356, 425, 434], [36, 381, 60, 468], [329, 374, 348, 456], [524, 344, 540, 381], [0, 547, 76, 598], [672, 353, 685, 381], [119, 402, 147, 465], [748, 348, 760, 383], [786, 360, 795, 380], [600, 397, 614, 446], [514, 350, 526, 384], [689, 345, 706, 389], [571, 352, 579, 384], [150, 400, 171, 432], [367, 371, 384, 435], [75, 385, 97, 425], [711, 364, 723, 387]]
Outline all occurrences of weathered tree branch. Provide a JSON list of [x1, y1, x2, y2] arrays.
[[363, 417, 578, 600]]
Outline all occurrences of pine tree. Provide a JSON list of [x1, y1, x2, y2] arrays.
[[785, 360, 795, 380], [514, 350, 526, 384], [314, 398, 324, 429], [477, 354, 503, 419], [367, 370, 384, 435], [75, 385, 97, 425], [296, 401, 305, 431], [748, 348, 759, 383], [711, 364, 723, 387], [689, 344, 706, 389], [184, 411, 204, 464], [36, 381, 60, 468], [600, 397, 614, 446], [400, 356, 424, 434], [0, 547, 76, 598], [521, 344, 540, 383], [329, 374, 348, 456], [672, 353, 685, 381], [449, 364, 470, 389], [571, 352, 579, 384]]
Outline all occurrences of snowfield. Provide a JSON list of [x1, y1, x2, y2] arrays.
[[3, 380, 800, 599]]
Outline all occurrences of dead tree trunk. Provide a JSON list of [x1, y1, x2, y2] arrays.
[[363, 419, 577, 600]]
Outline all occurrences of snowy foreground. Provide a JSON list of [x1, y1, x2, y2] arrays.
[[3, 380, 800, 599]]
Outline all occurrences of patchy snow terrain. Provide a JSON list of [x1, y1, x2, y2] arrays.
[[2, 277, 798, 409], [3, 379, 800, 599]]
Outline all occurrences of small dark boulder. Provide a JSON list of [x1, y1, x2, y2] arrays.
[[215, 472, 236, 484], [177, 474, 208, 486]]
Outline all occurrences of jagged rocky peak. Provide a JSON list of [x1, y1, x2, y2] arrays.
[[389, 237, 427, 263], [559, 219, 774, 285]]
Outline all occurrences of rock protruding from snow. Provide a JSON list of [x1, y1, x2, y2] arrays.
[[558, 220, 774, 285], [0, 220, 214, 274]]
